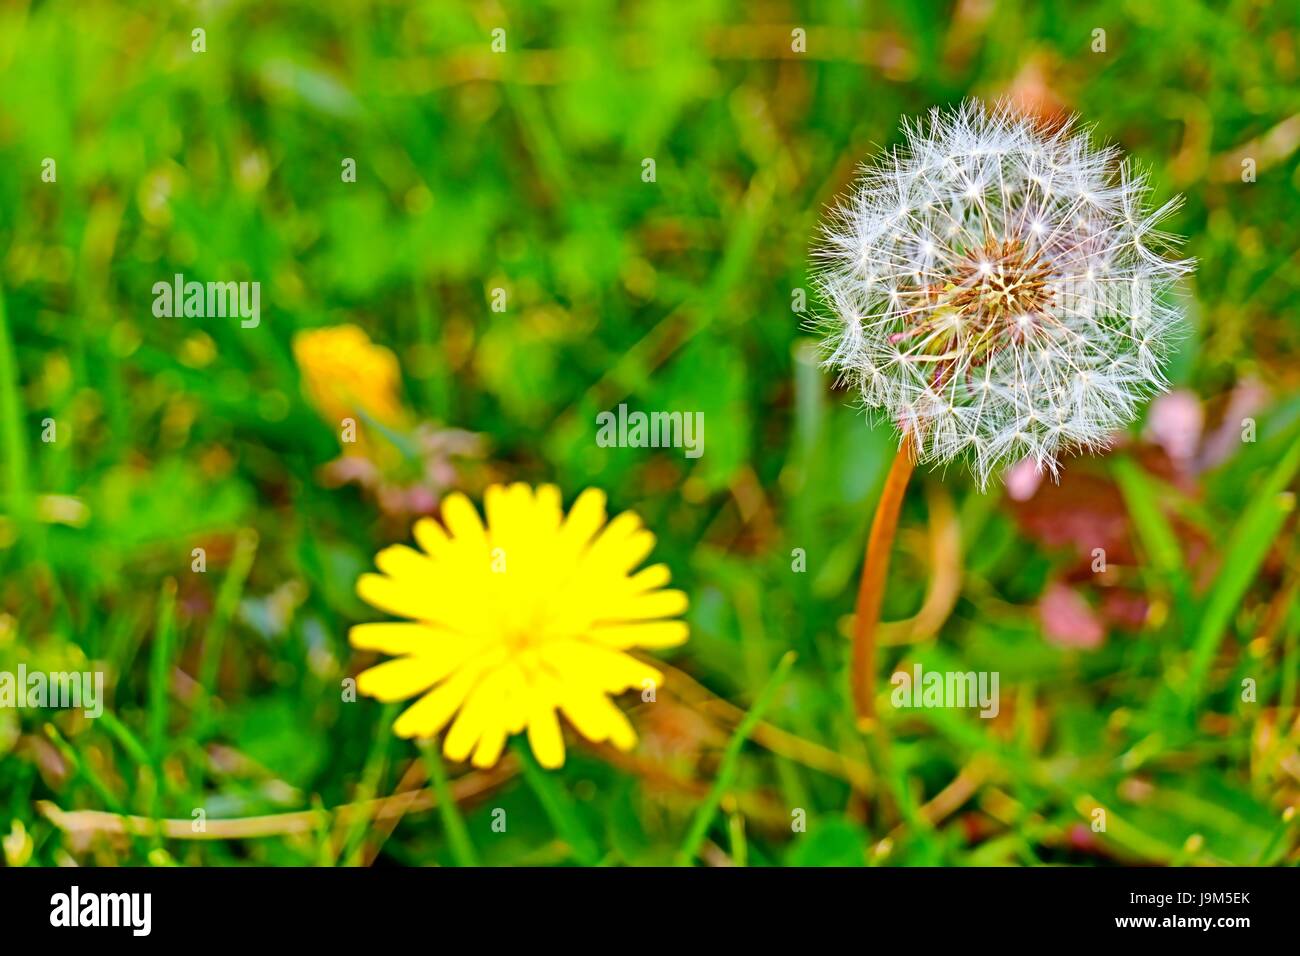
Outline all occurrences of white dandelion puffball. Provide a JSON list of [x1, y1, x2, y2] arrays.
[[815, 100, 1195, 488]]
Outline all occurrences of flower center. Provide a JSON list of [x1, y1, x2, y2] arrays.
[[949, 237, 1054, 328], [891, 236, 1056, 386]]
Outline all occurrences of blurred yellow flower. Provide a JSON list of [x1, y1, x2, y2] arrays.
[[350, 484, 688, 769], [292, 325, 408, 452]]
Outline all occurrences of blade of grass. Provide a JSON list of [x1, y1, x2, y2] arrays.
[[338, 702, 397, 866], [148, 578, 178, 762], [1113, 455, 1193, 620], [1071, 795, 1189, 864], [1182, 436, 1300, 713], [1283, 603, 1299, 717], [675, 650, 796, 866], [1255, 807, 1297, 865], [420, 741, 480, 867], [734, 581, 810, 812], [412, 277, 452, 421], [728, 811, 748, 867], [196, 529, 258, 729], [511, 737, 599, 866], [100, 711, 152, 771], [312, 795, 334, 866], [145, 578, 178, 843], [0, 291, 36, 551], [44, 723, 124, 814]]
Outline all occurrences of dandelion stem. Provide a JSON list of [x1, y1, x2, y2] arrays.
[[852, 434, 915, 727]]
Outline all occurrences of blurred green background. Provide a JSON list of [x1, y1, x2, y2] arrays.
[[1, 0, 1299, 867]]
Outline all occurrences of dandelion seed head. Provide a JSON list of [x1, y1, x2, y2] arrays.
[[814, 100, 1195, 487]]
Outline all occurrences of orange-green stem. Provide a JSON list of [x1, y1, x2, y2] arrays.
[[852, 435, 915, 727]]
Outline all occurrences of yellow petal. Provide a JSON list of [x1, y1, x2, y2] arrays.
[[412, 517, 452, 559], [391, 668, 480, 739], [355, 571, 487, 633], [540, 641, 662, 693], [559, 684, 637, 749], [374, 544, 438, 581], [558, 488, 607, 551], [485, 483, 532, 537], [581, 511, 655, 576], [626, 563, 672, 593], [349, 622, 450, 655], [356, 572, 441, 621], [532, 484, 564, 535], [493, 664, 530, 735], [588, 620, 688, 649], [594, 588, 689, 623], [471, 723, 508, 768], [441, 492, 488, 551], [443, 670, 509, 763], [602, 705, 638, 750], [356, 657, 446, 702], [526, 704, 565, 769]]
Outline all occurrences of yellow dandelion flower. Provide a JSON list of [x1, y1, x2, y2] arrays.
[[349, 483, 689, 769], [292, 325, 409, 454]]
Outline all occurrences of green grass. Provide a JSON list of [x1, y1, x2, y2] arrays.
[[1, 0, 1299, 868]]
